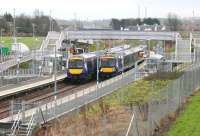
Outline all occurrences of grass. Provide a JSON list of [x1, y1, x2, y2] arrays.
[[165, 90, 200, 136], [81, 74, 178, 116], [0, 36, 43, 49]]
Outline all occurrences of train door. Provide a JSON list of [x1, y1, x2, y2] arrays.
[[117, 57, 123, 72]]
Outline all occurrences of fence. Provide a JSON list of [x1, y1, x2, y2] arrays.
[[32, 62, 200, 136], [4, 63, 200, 136], [128, 63, 200, 136]]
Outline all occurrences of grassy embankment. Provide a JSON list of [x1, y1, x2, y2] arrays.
[[0, 37, 43, 49], [165, 90, 200, 136]]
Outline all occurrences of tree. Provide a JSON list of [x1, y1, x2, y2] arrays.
[[110, 18, 121, 30], [3, 12, 13, 22], [143, 18, 160, 25], [167, 13, 181, 31]]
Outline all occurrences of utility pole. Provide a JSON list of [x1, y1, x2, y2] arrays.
[[0, 28, 3, 42], [32, 23, 36, 74], [138, 5, 141, 19], [96, 42, 100, 85], [54, 43, 57, 116], [145, 7, 147, 18], [192, 10, 194, 32], [74, 13, 77, 30], [13, 8, 16, 44], [49, 10, 52, 31]]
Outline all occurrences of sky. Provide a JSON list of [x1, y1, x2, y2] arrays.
[[0, 0, 200, 20]]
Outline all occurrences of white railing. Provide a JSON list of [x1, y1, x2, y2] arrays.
[[2, 69, 40, 77], [0, 53, 32, 72], [10, 110, 21, 136], [26, 113, 35, 136], [164, 53, 194, 62]]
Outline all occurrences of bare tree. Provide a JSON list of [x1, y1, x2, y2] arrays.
[[167, 13, 181, 31]]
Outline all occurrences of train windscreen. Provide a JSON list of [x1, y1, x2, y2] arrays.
[[100, 58, 116, 67], [68, 58, 84, 68]]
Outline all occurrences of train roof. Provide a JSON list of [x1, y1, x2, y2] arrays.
[[69, 50, 105, 59], [107, 44, 131, 53], [70, 53, 96, 59], [112, 45, 146, 56]]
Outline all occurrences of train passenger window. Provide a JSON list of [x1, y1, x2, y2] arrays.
[[118, 58, 122, 68]]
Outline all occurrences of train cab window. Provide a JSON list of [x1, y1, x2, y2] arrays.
[[68, 59, 84, 68], [76, 48, 84, 54], [100, 58, 116, 67]]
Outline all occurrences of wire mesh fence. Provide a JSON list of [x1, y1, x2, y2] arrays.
[[129, 63, 200, 136]]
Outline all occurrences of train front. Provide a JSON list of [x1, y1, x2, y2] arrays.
[[99, 56, 118, 79], [67, 56, 87, 81]]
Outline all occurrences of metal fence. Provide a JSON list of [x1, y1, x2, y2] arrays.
[[32, 62, 200, 136], [4, 63, 200, 136], [128, 63, 200, 136]]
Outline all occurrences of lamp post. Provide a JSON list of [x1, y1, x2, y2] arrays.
[[17, 58, 20, 83], [13, 9, 17, 44], [96, 42, 100, 85], [54, 43, 57, 116], [32, 23, 36, 74], [0, 28, 3, 42]]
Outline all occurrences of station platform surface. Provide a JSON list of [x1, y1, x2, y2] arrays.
[[0, 74, 67, 98]]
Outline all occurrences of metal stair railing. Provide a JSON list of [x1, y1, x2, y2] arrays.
[[26, 113, 35, 136], [10, 110, 22, 136]]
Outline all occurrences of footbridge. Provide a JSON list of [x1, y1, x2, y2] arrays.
[[64, 30, 180, 40]]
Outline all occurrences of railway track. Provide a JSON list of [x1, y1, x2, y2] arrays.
[[0, 80, 95, 120], [0, 60, 146, 120]]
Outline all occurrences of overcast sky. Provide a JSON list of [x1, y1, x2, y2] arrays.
[[0, 0, 200, 20]]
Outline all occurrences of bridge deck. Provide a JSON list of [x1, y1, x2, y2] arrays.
[[65, 30, 179, 40]]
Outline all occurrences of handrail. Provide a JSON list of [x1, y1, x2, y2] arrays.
[[10, 110, 21, 136], [26, 113, 35, 136]]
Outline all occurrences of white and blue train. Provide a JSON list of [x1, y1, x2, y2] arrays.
[[99, 45, 147, 79], [66, 45, 147, 82], [66, 52, 98, 81]]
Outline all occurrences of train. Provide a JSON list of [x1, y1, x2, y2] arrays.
[[66, 45, 147, 82], [66, 52, 98, 81], [99, 45, 147, 79]]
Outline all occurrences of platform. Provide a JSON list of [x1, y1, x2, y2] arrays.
[[0, 74, 67, 98]]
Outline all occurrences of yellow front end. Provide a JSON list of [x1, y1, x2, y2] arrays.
[[100, 67, 115, 73], [69, 69, 83, 75]]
